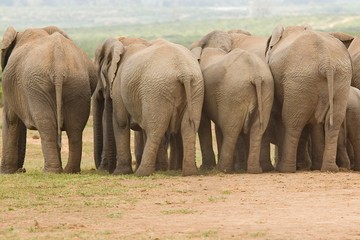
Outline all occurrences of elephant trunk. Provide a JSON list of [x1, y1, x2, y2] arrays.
[[93, 87, 104, 169], [104, 93, 117, 173]]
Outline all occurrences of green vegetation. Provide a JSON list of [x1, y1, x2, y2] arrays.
[[66, 14, 360, 59], [0, 14, 359, 106]]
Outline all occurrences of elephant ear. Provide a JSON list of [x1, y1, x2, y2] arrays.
[[329, 32, 354, 49], [265, 25, 284, 58], [198, 30, 232, 53], [227, 29, 252, 36], [191, 46, 202, 61], [42, 26, 70, 39], [1, 26, 18, 71], [95, 38, 125, 97]]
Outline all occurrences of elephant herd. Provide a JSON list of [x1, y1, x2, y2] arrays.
[[1, 25, 359, 176]]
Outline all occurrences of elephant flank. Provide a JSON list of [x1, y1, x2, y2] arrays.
[[253, 77, 264, 131]]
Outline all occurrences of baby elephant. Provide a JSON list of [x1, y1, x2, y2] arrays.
[[1, 26, 97, 173], [336, 87, 360, 170], [191, 30, 274, 173]]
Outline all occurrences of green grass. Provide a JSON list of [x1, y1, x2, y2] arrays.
[[64, 14, 360, 59]]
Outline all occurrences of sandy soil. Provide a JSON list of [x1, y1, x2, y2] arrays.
[[3, 171, 360, 240]]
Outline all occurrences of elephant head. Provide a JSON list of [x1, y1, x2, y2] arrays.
[[42, 26, 70, 39], [329, 32, 354, 49], [93, 38, 125, 173], [1, 26, 17, 71], [266, 25, 354, 62], [95, 38, 125, 97], [227, 29, 252, 36], [1, 26, 71, 71], [190, 30, 233, 61]]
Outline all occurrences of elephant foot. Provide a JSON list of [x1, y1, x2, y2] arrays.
[[310, 164, 321, 171], [275, 164, 296, 173], [339, 167, 351, 172], [247, 166, 263, 174], [337, 163, 351, 171], [64, 166, 81, 174], [201, 158, 216, 170], [261, 164, 274, 172], [113, 166, 133, 175], [135, 166, 154, 177], [44, 166, 63, 173], [216, 163, 234, 173], [353, 165, 360, 171], [321, 164, 339, 172], [182, 167, 198, 176], [200, 164, 216, 170], [0, 166, 18, 174], [155, 162, 169, 171], [17, 168, 26, 173]]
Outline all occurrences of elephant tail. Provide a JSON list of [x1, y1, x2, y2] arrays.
[[253, 77, 264, 132], [178, 73, 195, 130], [55, 74, 63, 150], [327, 68, 334, 127], [321, 65, 334, 127], [53, 35, 65, 149]]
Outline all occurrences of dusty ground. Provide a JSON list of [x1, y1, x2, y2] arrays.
[[1, 116, 360, 239], [2, 171, 360, 240]]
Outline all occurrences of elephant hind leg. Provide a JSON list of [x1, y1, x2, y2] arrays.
[[1, 108, 23, 174], [216, 126, 243, 173], [135, 130, 167, 176], [63, 129, 83, 173], [321, 128, 340, 172], [276, 126, 303, 173]]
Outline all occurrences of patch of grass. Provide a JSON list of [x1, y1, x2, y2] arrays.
[[248, 231, 267, 238], [107, 212, 123, 219], [208, 196, 226, 203], [187, 229, 219, 239], [221, 190, 232, 195], [161, 208, 196, 215]]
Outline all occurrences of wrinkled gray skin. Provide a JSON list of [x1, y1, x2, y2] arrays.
[[1, 26, 97, 173], [336, 87, 360, 170], [224, 30, 275, 171], [191, 30, 274, 173], [348, 37, 360, 89], [94, 37, 204, 176], [265, 25, 353, 172]]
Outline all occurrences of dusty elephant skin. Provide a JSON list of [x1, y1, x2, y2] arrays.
[[1, 26, 97, 174], [336, 87, 360, 171], [348, 36, 360, 89], [265, 25, 353, 173], [94, 37, 204, 176], [191, 30, 274, 174]]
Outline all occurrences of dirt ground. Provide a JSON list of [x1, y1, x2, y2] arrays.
[[3, 171, 360, 240]]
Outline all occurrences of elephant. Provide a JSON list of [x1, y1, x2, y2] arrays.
[[94, 37, 204, 176], [191, 30, 274, 173], [348, 37, 360, 89], [265, 25, 353, 173], [335, 87, 360, 170], [1, 26, 97, 173], [227, 29, 268, 61]]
